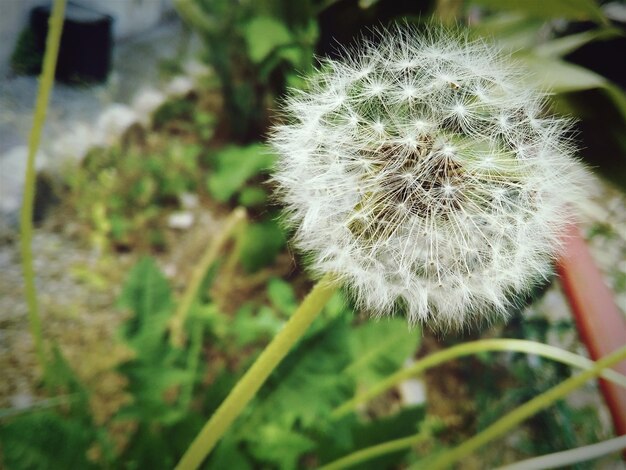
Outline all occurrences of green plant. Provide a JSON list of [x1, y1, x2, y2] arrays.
[[174, 0, 319, 141], [206, 144, 275, 203], [68, 140, 203, 250], [20, 0, 67, 375]]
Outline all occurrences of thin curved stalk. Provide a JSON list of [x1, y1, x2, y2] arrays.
[[169, 207, 247, 347], [425, 344, 626, 470], [496, 434, 626, 470], [319, 427, 432, 470], [332, 339, 626, 418], [20, 0, 67, 372], [175, 273, 339, 470]]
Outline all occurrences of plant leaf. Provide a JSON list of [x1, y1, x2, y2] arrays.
[[239, 219, 286, 273], [267, 277, 298, 316], [207, 144, 276, 202], [533, 27, 621, 58], [468, 0, 607, 24], [248, 424, 316, 469], [516, 55, 607, 92], [345, 318, 421, 386], [117, 257, 172, 338], [238, 318, 353, 433], [317, 405, 427, 469], [244, 16, 293, 63]]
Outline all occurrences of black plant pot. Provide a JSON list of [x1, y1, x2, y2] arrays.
[[31, 2, 113, 83]]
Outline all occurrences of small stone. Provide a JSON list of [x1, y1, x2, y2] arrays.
[[166, 76, 194, 97], [10, 392, 34, 409], [163, 263, 177, 278], [168, 211, 194, 230], [132, 88, 166, 124], [94, 104, 139, 146], [182, 59, 212, 80], [51, 123, 94, 163], [399, 377, 427, 405], [0, 146, 47, 215]]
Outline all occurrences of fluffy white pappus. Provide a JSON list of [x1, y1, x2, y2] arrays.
[[269, 24, 588, 330]]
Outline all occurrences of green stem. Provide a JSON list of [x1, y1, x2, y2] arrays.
[[425, 344, 626, 470], [496, 434, 626, 470], [172, 0, 218, 34], [20, 0, 66, 373], [222, 211, 248, 276], [169, 207, 247, 347], [332, 339, 626, 418], [319, 427, 432, 470], [175, 273, 339, 470]]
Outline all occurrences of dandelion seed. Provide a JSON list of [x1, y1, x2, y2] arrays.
[[270, 24, 587, 329]]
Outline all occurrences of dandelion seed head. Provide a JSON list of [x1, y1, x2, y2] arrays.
[[270, 24, 587, 330]]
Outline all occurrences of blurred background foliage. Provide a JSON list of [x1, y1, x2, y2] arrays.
[[2, 0, 625, 468]]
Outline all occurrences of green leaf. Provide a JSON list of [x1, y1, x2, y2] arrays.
[[317, 405, 427, 469], [117, 257, 172, 331], [192, 302, 229, 339], [239, 219, 286, 273], [345, 318, 420, 386], [117, 257, 174, 362], [46, 345, 90, 410], [207, 434, 253, 470], [231, 304, 284, 346], [323, 289, 352, 319], [244, 16, 293, 63], [207, 144, 276, 202], [117, 366, 194, 425], [267, 277, 298, 316], [0, 411, 98, 470], [470, 14, 545, 51], [359, 0, 381, 8], [115, 257, 205, 431], [533, 27, 621, 58], [239, 318, 353, 434], [118, 421, 179, 469], [0, 346, 105, 469], [516, 55, 607, 92], [238, 186, 268, 207], [468, 0, 608, 24], [248, 424, 316, 469], [517, 55, 626, 124]]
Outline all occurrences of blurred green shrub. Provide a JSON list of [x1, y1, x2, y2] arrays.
[[173, 0, 319, 142], [206, 143, 275, 203], [67, 141, 203, 250]]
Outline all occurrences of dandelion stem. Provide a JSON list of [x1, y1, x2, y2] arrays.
[[424, 344, 626, 470], [169, 207, 247, 348], [319, 424, 435, 470], [175, 272, 338, 470], [332, 339, 626, 418], [20, 0, 66, 374], [222, 210, 248, 277], [495, 434, 626, 470]]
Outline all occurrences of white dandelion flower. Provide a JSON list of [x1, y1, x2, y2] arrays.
[[269, 24, 588, 329]]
